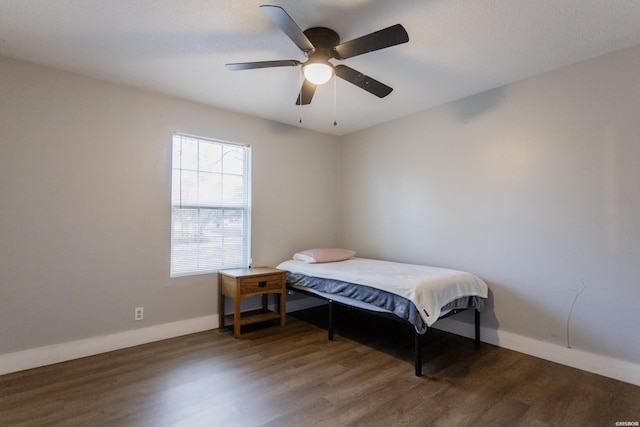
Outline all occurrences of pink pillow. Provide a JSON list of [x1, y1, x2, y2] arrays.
[[293, 248, 356, 264]]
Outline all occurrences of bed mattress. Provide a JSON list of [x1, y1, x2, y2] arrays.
[[277, 257, 488, 332]]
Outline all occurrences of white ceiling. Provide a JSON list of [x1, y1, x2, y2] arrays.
[[2, 0, 640, 136]]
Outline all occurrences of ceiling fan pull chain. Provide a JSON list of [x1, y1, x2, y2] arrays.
[[333, 74, 337, 127], [299, 68, 303, 124]]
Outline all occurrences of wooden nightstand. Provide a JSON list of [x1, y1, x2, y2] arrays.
[[218, 267, 287, 338]]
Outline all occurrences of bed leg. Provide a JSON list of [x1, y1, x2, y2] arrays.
[[328, 300, 334, 341], [475, 309, 481, 347], [414, 332, 423, 377]]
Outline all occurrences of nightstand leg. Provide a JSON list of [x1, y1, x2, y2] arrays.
[[219, 294, 225, 329], [233, 297, 242, 338]]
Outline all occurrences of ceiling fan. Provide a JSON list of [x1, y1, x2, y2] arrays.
[[225, 5, 409, 105]]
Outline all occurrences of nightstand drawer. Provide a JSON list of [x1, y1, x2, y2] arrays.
[[240, 275, 283, 294]]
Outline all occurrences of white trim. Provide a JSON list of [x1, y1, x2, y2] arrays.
[[433, 317, 640, 387], [0, 315, 218, 376], [2, 313, 639, 387]]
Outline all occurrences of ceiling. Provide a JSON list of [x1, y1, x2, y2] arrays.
[[2, 1, 640, 136]]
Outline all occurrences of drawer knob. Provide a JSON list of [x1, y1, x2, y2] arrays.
[[258, 281, 267, 288]]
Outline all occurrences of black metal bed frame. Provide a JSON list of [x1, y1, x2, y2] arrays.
[[289, 285, 481, 376]]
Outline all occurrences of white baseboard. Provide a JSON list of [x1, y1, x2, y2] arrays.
[[0, 315, 218, 376], [1, 300, 322, 376], [3, 312, 639, 387], [433, 317, 640, 387]]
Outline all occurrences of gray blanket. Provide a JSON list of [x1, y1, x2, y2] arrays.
[[287, 272, 485, 334]]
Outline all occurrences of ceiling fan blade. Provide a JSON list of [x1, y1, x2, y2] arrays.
[[335, 65, 393, 98], [332, 24, 409, 60], [295, 79, 316, 105], [260, 5, 315, 53], [225, 60, 301, 71]]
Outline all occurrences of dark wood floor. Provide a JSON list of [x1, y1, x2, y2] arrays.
[[1, 306, 639, 427]]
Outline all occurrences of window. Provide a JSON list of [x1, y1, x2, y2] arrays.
[[171, 134, 251, 276]]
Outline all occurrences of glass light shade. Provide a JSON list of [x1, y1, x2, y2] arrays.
[[302, 62, 334, 85]]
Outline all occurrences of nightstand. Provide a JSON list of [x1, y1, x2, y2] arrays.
[[218, 267, 287, 338]]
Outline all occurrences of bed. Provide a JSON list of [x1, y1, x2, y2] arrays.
[[276, 251, 488, 376]]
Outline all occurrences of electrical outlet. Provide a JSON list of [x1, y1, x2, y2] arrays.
[[135, 307, 144, 321]]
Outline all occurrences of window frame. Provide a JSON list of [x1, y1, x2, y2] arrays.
[[170, 133, 252, 277]]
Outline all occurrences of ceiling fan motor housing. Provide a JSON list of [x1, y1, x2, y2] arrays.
[[303, 27, 340, 61]]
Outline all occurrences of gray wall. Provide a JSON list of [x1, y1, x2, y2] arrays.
[[0, 56, 341, 355], [2, 43, 640, 378], [341, 44, 640, 365]]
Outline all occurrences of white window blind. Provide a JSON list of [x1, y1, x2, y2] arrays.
[[171, 134, 251, 276]]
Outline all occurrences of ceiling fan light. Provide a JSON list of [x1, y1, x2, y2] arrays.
[[303, 62, 334, 85]]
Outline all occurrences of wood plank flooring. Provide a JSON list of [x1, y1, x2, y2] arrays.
[[1, 306, 639, 426]]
